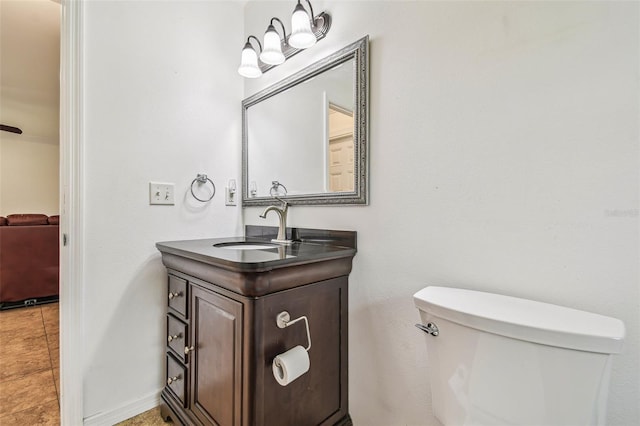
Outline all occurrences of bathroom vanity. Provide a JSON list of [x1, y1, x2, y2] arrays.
[[156, 226, 356, 426]]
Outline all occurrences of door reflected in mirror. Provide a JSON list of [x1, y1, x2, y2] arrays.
[[242, 36, 369, 206], [327, 103, 354, 192]]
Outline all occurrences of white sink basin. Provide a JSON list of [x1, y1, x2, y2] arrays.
[[214, 242, 279, 250]]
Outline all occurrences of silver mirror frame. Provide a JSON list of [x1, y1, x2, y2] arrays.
[[242, 35, 369, 206]]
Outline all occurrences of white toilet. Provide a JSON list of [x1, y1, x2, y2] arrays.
[[413, 286, 625, 426]]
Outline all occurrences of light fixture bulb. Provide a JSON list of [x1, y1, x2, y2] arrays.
[[238, 42, 262, 78], [260, 24, 285, 65], [289, 2, 316, 49]]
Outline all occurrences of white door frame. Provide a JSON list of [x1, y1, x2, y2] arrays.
[[59, 0, 84, 424]]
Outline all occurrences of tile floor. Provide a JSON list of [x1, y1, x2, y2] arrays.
[[0, 302, 60, 424], [0, 302, 169, 425], [116, 407, 171, 426]]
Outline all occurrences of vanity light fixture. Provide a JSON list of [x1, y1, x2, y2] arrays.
[[238, 0, 331, 78], [289, 0, 317, 49], [238, 36, 263, 79], [260, 18, 287, 65]]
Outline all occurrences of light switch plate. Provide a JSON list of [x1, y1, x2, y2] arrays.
[[149, 182, 175, 205]]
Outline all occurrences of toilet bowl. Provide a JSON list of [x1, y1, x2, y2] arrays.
[[413, 286, 625, 426]]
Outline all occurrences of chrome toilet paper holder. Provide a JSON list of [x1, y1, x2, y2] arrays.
[[276, 311, 311, 351]]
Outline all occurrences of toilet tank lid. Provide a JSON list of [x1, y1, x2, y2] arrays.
[[414, 286, 625, 354]]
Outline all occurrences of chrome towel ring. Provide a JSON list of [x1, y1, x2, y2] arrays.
[[190, 174, 215, 202]]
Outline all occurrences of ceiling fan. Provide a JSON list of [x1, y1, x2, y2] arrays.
[[0, 124, 23, 134]]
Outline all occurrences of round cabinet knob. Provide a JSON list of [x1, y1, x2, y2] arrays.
[[167, 333, 182, 343], [168, 291, 182, 300], [184, 345, 195, 355], [167, 375, 181, 385]]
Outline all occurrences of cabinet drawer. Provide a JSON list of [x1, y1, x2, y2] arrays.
[[168, 275, 188, 317], [167, 314, 188, 362], [166, 353, 187, 407]]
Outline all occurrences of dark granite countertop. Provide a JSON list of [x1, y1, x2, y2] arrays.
[[156, 227, 356, 273]]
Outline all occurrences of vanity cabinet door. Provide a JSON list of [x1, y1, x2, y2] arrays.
[[189, 284, 243, 426]]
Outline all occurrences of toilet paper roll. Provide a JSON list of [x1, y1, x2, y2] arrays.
[[272, 345, 310, 386]]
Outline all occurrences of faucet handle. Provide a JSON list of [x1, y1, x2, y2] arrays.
[[273, 196, 288, 208]]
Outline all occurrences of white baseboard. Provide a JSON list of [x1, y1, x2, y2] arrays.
[[83, 390, 162, 426]]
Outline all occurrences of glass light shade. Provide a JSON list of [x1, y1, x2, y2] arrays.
[[260, 25, 285, 65], [289, 3, 316, 49], [238, 43, 262, 78]]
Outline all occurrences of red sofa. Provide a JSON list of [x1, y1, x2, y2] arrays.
[[0, 214, 59, 308]]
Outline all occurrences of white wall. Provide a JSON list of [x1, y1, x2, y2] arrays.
[[0, 135, 59, 216], [243, 2, 639, 425], [0, 0, 60, 146], [81, 1, 243, 421]]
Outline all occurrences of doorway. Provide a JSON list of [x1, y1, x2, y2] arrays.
[[0, 0, 62, 422]]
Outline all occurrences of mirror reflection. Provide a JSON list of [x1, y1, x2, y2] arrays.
[[327, 102, 354, 192], [247, 60, 353, 197], [242, 36, 368, 206]]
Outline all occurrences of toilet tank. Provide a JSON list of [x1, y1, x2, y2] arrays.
[[413, 286, 625, 426]]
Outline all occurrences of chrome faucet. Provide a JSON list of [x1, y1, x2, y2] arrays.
[[259, 197, 292, 244]]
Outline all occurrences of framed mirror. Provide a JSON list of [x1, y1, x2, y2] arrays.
[[242, 36, 369, 206]]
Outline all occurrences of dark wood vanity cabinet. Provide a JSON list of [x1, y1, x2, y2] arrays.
[[157, 229, 356, 426]]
